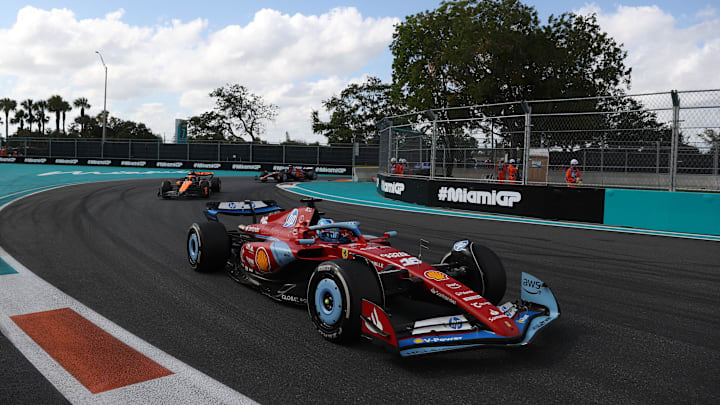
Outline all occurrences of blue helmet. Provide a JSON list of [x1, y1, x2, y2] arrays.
[[317, 218, 341, 242]]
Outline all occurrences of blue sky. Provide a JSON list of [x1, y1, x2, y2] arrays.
[[0, 1, 718, 142]]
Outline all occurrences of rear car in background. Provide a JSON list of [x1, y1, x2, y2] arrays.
[[255, 166, 317, 183], [158, 171, 221, 199]]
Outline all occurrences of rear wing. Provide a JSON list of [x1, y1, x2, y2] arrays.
[[204, 200, 281, 222]]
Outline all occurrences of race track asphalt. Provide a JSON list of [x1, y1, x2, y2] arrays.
[[1, 177, 719, 404]]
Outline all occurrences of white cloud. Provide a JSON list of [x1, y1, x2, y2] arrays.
[[0, 6, 398, 142], [576, 4, 720, 93]]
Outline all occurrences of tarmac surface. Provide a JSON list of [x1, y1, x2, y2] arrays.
[[1, 176, 719, 403]]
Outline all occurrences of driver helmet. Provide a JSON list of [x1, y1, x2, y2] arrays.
[[317, 218, 341, 242], [570, 159, 578, 166], [509, 159, 516, 164], [390, 157, 397, 164]]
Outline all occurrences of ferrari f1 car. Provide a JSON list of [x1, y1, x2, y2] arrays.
[[255, 166, 317, 183], [186, 198, 559, 356], [158, 171, 221, 199]]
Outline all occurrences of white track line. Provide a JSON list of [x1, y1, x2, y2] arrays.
[[0, 183, 257, 404]]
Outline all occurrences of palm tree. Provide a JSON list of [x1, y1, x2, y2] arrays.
[[21, 99, 34, 135], [73, 97, 91, 135], [11, 109, 26, 133], [0, 98, 17, 139], [61, 101, 72, 134], [34, 100, 49, 134], [47, 95, 64, 134]]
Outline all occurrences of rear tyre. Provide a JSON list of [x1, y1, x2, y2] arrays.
[[441, 241, 506, 305], [159, 180, 172, 199], [278, 172, 287, 183], [307, 260, 383, 343], [187, 222, 230, 272], [306, 170, 317, 180], [210, 177, 221, 192], [199, 180, 211, 198]]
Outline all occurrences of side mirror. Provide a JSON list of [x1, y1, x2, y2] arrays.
[[384, 231, 398, 238]]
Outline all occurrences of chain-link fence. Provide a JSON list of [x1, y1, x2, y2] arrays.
[[379, 90, 720, 192], [0, 138, 380, 167]]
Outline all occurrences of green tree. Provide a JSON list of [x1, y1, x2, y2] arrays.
[[73, 97, 91, 135], [208, 84, 278, 142], [390, 0, 632, 151], [21, 99, 35, 134], [11, 109, 26, 133], [187, 111, 232, 140], [34, 100, 49, 134], [47, 95, 64, 134], [0, 98, 17, 138], [61, 101, 72, 134], [311, 76, 399, 144]]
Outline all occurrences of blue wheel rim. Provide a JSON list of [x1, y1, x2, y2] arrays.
[[188, 232, 199, 262], [315, 278, 342, 325]]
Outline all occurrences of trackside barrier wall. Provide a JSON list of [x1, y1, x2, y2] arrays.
[[604, 189, 720, 236], [0, 157, 351, 175], [377, 174, 720, 236], [376, 174, 605, 223]]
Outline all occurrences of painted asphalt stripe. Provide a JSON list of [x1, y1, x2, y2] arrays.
[[280, 183, 720, 242], [0, 257, 18, 275], [0, 185, 256, 404], [11, 308, 174, 394]]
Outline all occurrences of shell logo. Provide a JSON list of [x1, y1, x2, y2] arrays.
[[423, 270, 448, 281], [413, 338, 424, 344], [255, 248, 271, 272]]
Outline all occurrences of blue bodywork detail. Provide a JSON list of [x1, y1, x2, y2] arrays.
[[315, 278, 342, 325], [270, 240, 295, 266], [396, 272, 559, 356], [284, 208, 298, 227], [204, 205, 280, 221]]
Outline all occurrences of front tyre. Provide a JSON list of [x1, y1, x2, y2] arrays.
[[441, 241, 506, 305], [187, 222, 230, 272], [199, 180, 211, 198], [307, 260, 383, 343]]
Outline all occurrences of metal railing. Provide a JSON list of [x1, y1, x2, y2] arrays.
[[0, 138, 380, 167], [379, 89, 720, 192]]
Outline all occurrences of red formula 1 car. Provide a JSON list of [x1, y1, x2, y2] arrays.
[[158, 171, 221, 199], [186, 198, 559, 356], [255, 166, 317, 183]]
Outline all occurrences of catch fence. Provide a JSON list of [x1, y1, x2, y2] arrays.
[[378, 90, 720, 192]]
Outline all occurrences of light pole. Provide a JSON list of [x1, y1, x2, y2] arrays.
[[95, 51, 108, 157]]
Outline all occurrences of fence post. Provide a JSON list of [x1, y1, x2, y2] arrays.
[[714, 141, 719, 176], [24, 139, 27, 156], [75, 139, 78, 158], [249, 143, 253, 162], [217, 141, 221, 162], [521, 101, 532, 185], [128, 139, 132, 159], [187, 142, 190, 161], [157, 140, 160, 160], [49, 138, 52, 157], [656, 141, 660, 174], [282, 145, 286, 164], [316, 145, 320, 165], [670, 90, 680, 191]]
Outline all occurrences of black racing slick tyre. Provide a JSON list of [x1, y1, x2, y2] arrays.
[[306, 170, 317, 180], [159, 180, 172, 199], [210, 177, 221, 192], [307, 260, 383, 343], [441, 241, 506, 305], [187, 222, 230, 272], [199, 180, 211, 198], [278, 172, 287, 183]]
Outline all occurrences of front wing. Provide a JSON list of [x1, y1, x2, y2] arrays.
[[361, 272, 560, 357]]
